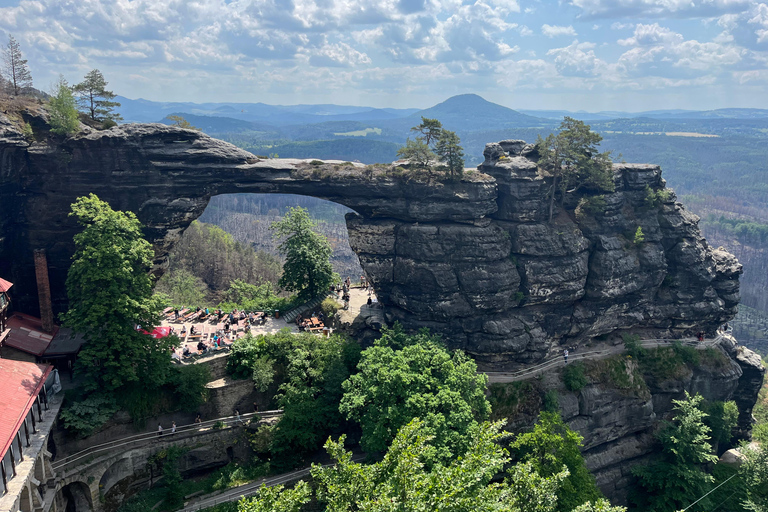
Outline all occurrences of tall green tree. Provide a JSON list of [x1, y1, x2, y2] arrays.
[[510, 412, 603, 512], [536, 117, 614, 222], [411, 116, 443, 146], [2, 35, 32, 95], [739, 444, 768, 512], [339, 325, 491, 464], [48, 76, 80, 136], [435, 129, 465, 177], [63, 194, 169, 392], [73, 69, 122, 122], [270, 206, 337, 301], [631, 392, 719, 512], [237, 482, 311, 512]]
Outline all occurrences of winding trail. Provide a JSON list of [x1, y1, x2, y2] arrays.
[[484, 330, 729, 384]]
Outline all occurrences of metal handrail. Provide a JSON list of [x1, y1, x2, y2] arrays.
[[485, 333, 725, 383], [53, 410, 283, 472]]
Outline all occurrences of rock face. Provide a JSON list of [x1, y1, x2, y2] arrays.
[[0, 114, 743, 369]]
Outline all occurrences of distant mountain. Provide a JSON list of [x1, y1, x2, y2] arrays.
[[116, 96, 419, 126], [158, 113, 278, 134], [517, 110, 618, 121], [408, 94, 550, 131]]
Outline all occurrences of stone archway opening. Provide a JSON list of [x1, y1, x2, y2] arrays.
[[157, 193, 366, 308], [60, 481, 93, 512]]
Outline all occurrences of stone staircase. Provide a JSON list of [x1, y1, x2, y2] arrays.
[[282, 294, 329, 323]]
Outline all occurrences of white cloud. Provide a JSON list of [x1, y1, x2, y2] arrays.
[[569, 0, 752, 18], [541, 24, 578, 37]]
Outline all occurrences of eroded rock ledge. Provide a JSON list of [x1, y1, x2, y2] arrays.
[[0, 114, 743, 368]]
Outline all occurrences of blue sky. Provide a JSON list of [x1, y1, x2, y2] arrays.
[[1, 0, 767, 111]]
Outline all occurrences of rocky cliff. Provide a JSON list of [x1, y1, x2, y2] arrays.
[[0, 110, 744, 369]]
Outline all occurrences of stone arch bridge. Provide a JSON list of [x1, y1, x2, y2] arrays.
[[0, 120, 741, 368], [52, 411, 278, 512]]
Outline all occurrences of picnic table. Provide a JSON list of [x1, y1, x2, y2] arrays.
[[307, 317, 324, 333]]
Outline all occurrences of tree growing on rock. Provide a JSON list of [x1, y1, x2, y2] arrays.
[[2, 35, 33, 95], [631, 392, 719, 512], [537, 117, 614, 222], [399, 117, 465, 177], [48, 76, 80, 136], [166, 114, 201, 131], [73, 69, 122, 122], [435, 128, 465, 177], [270, 206, 337, 301]]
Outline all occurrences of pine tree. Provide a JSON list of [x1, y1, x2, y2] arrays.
[[537, 117, 614, 222], [631, 392, 718, 512], [73, 69, 122, 122], [435, 129, 465, 177], [3, 35, 33, 96]]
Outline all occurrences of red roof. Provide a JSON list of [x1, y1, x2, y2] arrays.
[[0, 278, 12, 293], [0, 359, 51, 462], [4, 313, 59, 356]]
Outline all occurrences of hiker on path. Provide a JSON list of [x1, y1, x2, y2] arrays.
[[563, 349, 569, 364]]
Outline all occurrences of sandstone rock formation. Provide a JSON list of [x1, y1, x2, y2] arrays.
[[0, 111, 744, 369]]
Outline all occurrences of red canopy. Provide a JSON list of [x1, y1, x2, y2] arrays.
[[141, 326, 172, 339], [0, 278, 12, 293]]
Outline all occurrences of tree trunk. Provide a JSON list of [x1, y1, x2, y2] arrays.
[[548, 175, 558, 223]]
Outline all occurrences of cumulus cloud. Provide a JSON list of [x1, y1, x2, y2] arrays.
[[542, 24, 578, 37]]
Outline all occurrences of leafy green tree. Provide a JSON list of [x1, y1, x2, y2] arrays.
[[226, 330, 360, 468], [411, 116, 443, 146], [236, 482, 311, 512], [396, 138, 434, 169], [510, 412, 603, 512], [156, 268, 208, 307], [2, 35, 33, 95], [339, 324, 491, 464], [739, 444, 768, 512], [536, 117, 614, 222], [313, 419, 516, 512], [435, 129, 465, 177], [73, 69, 122, 122], [48, 76, 80, 135], [701, 400, 738, 453], [631, 392, 719, 512], [63, 194, 169, 393], [270, 206, 337, 301], [311, 419, 623, 512], [167, 114, 201, 131], [270, 333, 361, 468]]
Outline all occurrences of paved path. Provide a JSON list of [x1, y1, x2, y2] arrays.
[[485, 332, 728, 384]]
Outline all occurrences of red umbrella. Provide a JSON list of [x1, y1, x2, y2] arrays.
[[140, 326, 172, 338]]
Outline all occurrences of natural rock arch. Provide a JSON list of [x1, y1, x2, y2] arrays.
[[0, 120, 741, 368]]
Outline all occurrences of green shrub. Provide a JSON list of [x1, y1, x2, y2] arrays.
[[320, 297, 341, 319], [487, 381, 540, 420], [543, 390, 560, 412], [633, 226, 645, 244], [213, 420, 226, 429], [20, 122, 33, 140], [59, 392, 119, 438], [101, 119, 117, 129], [563, 363, 588, 392], [622, 333, 646, 358], [576, 195, 607, 217], [310, 159, 324, 165]]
